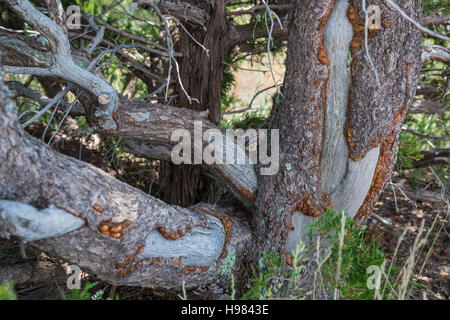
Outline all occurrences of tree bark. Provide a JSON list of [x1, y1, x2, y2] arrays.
[[0, 0, 425, 295], [254, 0, 422, 262], [0, 74, 252, 291], [161, 0, 231, 207]]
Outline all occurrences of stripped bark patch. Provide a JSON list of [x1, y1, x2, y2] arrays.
[[115, 245, 146, 278], [355, 130, 397, 221], [179, 265, 211, 277], [91, 203, 104, 217], [189, 206, 232, 262]]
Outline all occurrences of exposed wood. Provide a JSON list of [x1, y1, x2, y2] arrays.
[[422, 44, 450, 64]]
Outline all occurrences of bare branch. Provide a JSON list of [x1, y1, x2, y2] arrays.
[[4, 0, 119, 130], [385, 0, 450, 42], [402, 126, 450, 142]]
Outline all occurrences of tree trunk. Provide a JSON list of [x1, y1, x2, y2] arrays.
[[161, 0, 231, 207], [254, 0, 422, 261]]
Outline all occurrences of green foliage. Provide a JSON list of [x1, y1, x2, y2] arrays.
[[423, 0, 450, 14], [242, 241, 309, 300], [396, 133, 425, 171], [0, 282, 16, 300], [221, 112, 267, 130], [243, 210, 400, 300], [242, 250, 284, 300], [308, 210, 393, 300], [60, 281, 100, 300]]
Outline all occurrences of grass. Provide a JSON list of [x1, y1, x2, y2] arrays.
[[0, 282, 16, 300], [242, 206, 449, 300], [59, 281, 119, 300]]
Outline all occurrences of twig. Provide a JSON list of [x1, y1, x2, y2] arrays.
[[223, 84, 281, 115], [261, 0, 283, 94], [385, 0, 450, 42], [402, 125, 450, 142]]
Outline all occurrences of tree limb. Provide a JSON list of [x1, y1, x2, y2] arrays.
[[4, 0, 118, 130], [0, 72, 252, 291], [422, 44, 450, 64]]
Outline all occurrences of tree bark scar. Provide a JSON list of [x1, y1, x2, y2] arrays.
[[188, 206, 233, 259], [179, 265, 211, 277], [115, 245, 146, 278], [98, 219, 133, 239], [355, 103, 408, 221]]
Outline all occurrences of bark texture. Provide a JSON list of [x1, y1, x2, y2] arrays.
[[0, 0, 425, 294], [0, 76, 252, 290], [255, 0, 422, 260]]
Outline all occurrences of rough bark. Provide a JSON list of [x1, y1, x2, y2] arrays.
[[254, 0, 422, 261], [0, 0, 425, 295], [0, 74, 252, 290]]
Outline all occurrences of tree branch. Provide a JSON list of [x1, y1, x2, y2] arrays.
[[422, 44, 450, 64], [0, 32, 258, 205], [5, 0, 118, 130], [0, 72, 252, 291]]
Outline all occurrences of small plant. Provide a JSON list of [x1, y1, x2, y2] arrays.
[[60, 281, 101, 300], [242, 210, 396, 300], [242, 241, 309, 300], [308, 210, 394, 300], [0, 282, 16, 300]]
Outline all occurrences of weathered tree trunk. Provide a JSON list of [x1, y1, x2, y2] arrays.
[[161, 0, 230, 207], [0, 0, 424, 296], [254, 0, 422, 261]]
